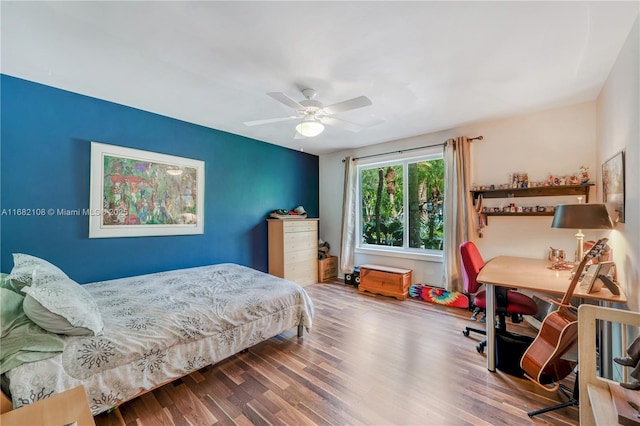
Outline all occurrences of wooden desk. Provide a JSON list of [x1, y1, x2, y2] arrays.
[[477, 256, 627, 372], [0, 385, 95, 426]]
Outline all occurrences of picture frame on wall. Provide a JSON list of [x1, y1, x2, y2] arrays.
[[89, 142, 205, 238], [602, 150, 625, 223]]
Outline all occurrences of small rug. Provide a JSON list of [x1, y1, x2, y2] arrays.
[[409, 284, 469, 309]]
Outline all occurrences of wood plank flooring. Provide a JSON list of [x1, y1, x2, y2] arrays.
[[94, 281, 579, 425]]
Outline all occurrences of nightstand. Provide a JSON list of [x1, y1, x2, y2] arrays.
[[0, 385, 95, 426]]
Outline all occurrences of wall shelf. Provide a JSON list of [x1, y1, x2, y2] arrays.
[[471, 183, 594, 224], [483, 211, 554, 217], [471, 183, 594, 205]]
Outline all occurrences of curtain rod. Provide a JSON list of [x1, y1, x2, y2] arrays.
[[342, 135, 483, 162]]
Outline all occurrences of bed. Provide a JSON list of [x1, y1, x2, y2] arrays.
[[1, 257, 314, 415]]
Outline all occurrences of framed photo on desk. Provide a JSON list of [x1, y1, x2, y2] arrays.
[[579, 263, 600, 292], [579, 261, 615, 293]]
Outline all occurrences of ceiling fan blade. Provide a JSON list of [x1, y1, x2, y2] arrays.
[[320, 116, 362, 132], [267, 92, 305, 110], [244, 115, 300, 126], [322, 96, 372, 115]]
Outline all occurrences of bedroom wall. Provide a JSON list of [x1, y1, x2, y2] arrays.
[[320, 18, 638, 312], [320, 102, 596, 285], [458, 103, 598, 260], [0, 75, 319, 283], [596, 16, 639, 313]]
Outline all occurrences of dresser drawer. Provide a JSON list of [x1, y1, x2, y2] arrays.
[[283, 231, 316, 251], [284, 247, 317, 263], [284, 220, 317, 233], [284, 260, 317, 286]]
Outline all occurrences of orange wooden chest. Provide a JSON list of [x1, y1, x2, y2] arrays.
[[358, 264, 412, 300]]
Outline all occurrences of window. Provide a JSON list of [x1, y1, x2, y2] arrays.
[[358, 153, 444, 255]]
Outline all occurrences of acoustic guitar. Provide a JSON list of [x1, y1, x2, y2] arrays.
[[520, 238, 609, 390]]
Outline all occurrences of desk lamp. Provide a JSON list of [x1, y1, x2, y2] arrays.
[[551, 203, 613, 261]]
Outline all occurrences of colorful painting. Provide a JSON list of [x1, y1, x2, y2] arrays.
[[89, 142, 205, 238], [602, 150, 625, 224]]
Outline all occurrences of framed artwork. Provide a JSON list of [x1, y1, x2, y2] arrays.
[[602, 150, 625, 223], [89, 142, 205, 238]]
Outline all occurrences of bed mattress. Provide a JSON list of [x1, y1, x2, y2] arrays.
[[5, 263, 314, 414]]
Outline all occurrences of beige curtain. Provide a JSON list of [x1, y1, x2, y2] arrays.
[[442, 137, 476, 292], [339, 157, 358, 274]]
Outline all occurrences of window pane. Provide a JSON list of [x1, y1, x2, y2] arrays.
[[408, 159, 444, 250], [360, 164, 404, 247], [358, 153, 444, 253]]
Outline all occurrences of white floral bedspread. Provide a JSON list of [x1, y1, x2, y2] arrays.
[[5, 263, 314, 414]]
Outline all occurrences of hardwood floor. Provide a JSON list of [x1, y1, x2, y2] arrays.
[[95, 281, 579, 425]]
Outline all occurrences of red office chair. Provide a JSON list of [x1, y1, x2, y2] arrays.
[[459, 241, 538, 353]]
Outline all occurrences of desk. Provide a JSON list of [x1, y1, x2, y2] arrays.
[[477, 256, 627, 372]]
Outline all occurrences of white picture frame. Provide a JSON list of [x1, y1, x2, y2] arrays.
[[89, 142, 205, 238]]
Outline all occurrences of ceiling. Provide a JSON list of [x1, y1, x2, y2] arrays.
[[2, 2, 638, 156]]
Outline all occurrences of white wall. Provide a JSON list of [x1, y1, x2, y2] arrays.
[[319, 131, 453, 284], [596, 16, 639, 312], [460, 103, 598, 261], [320, 19, 639, 300], [320, 101, 598, 285]]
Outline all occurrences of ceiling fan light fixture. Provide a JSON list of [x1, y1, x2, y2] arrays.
[[296, 118, 324, 137]]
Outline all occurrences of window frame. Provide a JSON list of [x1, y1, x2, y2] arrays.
[[355, 150, 445, 261]]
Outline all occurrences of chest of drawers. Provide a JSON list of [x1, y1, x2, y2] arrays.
[[268, 218, 318, 286]]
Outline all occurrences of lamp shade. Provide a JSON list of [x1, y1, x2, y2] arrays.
[[551, 204, 614, 230], [296, 118, 324, 137]]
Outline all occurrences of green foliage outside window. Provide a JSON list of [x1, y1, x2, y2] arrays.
[[360, 158, 444, 250]]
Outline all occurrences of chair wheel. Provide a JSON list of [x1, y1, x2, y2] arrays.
[[463, 329, 470, 337], [476, 342, 486, 353]]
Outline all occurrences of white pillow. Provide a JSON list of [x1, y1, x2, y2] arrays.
[[8, 253, 69, 292], [22, 272, 104, 336]]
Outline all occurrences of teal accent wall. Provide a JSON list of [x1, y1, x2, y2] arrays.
[[0, 75, 319, 283]]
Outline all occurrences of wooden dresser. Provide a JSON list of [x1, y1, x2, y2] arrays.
[[268, 218, 318, 286], [358, 264, 412, 300]]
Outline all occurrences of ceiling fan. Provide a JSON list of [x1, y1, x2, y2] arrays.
[[244, 88, 374, 138]]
